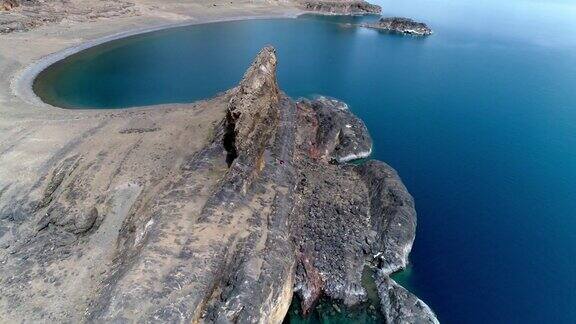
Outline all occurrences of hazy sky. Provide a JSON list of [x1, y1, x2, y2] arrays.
[[375, 0, 576, 49]]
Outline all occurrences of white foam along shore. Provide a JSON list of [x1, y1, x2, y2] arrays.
[[338, 148, 373, 163]]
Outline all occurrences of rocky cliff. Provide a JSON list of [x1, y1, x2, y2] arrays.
[[0, 0, 136, 33], [361, 17, 433, 36], [0, 46, 437, 323]]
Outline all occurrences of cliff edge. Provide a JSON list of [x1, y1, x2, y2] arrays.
[[0, 47, 437, 323]]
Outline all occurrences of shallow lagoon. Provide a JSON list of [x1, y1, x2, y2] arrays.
[[34, 1, 576, 322]]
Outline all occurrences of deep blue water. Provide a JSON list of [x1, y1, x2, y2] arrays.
[[34, 1, 576, 322]]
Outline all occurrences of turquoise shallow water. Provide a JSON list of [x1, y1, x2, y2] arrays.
[[34, 1, 576, 322], [284, 267, 384, 324]]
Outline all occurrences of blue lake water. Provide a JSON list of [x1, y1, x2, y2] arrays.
[[33, 0, 576, 322]]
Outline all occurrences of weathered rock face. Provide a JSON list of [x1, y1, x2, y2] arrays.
[[87, 47, 295, 324], [289, 102, 432, 321], [356, 160, 416, 275], [224, 46, 281, 192], [297, 0, 381, 15], [303, 96, 372, 163], [0, 46, 437, 323], [1, 0, 18, 11], [362, 17, 433, 36], [291, 97, 371, 310], [377, 274, 439, 324]]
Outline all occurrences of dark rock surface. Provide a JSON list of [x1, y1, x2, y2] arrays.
[[356, 160, 416, 275], [0, 46, 437, 323], [86, 46, 295, 323], [297, 0, 381, 15], [0, 0, 135, 34], [362, 17, 433, 36], [377, 274, 439, 324], [301, 96, 372, 163], [1, 0, 18, 11], [290, 102, 434, 322]]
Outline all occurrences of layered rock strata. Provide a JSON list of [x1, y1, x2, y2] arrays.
[[362, 17, 433, 36], [0, 46, 437, 323], [377, 274, 439, 324]]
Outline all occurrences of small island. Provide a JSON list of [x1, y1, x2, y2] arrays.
[[362, 17, 433, 36]]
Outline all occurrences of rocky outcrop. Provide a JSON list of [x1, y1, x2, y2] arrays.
[[224, 46, 280, 192], [377, 274, 439, 324], [0, 46, 437, 323], [297, 0, 381, 15], [357, 160, 439, 323], [304, 96, 372, 163], [1, 0, 18, 11], [362, 17, 433, 36], [290, 96, 437, 322]]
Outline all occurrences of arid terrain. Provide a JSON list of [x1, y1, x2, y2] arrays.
[[0, 0, 437, 322]]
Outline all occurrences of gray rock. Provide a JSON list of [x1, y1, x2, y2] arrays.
[[356, 160, 416, 275], [376, 273, 439, 324], [300, 96, 373, 163], [362, 17, 433, 36]]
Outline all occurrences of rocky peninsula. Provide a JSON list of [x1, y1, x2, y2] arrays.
[[0, 45, 437, 323], [0, 0, 438, 322], [362, 17, 433, 36]]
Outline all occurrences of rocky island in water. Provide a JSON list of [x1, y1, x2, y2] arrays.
[[362, 17, 433, 36], [0, 0, 438, 323]]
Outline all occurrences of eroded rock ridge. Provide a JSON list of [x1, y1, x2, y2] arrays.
[[0, 46, 437, 323]]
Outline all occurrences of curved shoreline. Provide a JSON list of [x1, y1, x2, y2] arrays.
[[11, 12, 301, 110]]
